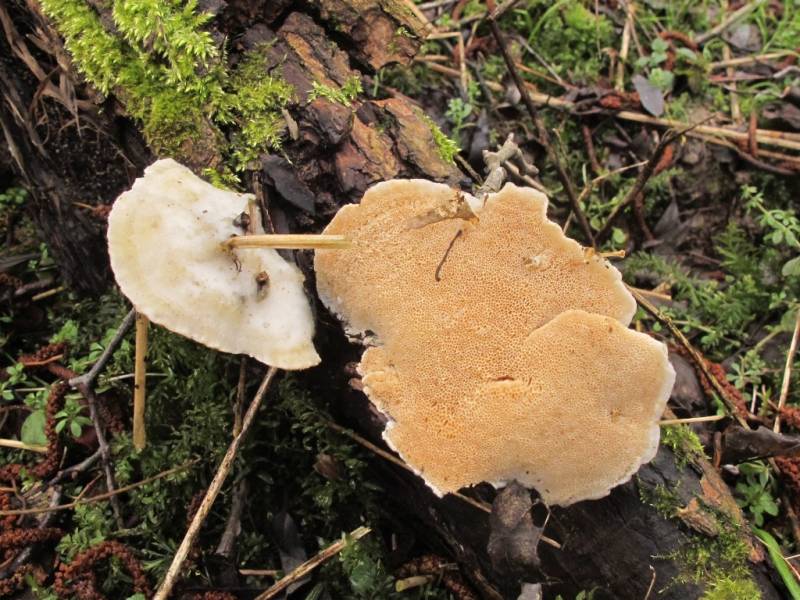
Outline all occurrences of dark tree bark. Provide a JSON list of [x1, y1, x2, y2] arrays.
[[0, 1, 785, 598]]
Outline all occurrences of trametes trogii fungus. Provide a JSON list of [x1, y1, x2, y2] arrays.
[[108, 159, 341, 447], [315, 180, 676, 506]]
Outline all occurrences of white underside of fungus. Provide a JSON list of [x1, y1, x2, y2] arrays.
[[315, 179, 675, 506], [108, 159, 320, 370]]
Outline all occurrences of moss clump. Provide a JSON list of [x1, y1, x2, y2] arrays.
[[701, 576, 761, 600], [666, 508, 758, 598], [40, 0, 294, 169], [639, 482, 682, 518], [40, 0, 223, 157], [661, 424, 707, 468], [419, 112, 459, 164], [219, 45, 295, 171], [308, 76, 363, 106]]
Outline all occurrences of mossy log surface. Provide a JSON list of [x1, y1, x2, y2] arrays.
[[0, 0, 787, 598]]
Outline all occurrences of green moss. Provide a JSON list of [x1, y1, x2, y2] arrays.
[[639, 482, 682, 518], [661, 424, 707, 468], [219, 45, 295, 171], [701, 576, 761, 600], [308, 76, 363, 106], [664, 508, 759, 598], [419, 112, 459, 164], [40, 0, 294, 167], [40, 0, 223, 157]]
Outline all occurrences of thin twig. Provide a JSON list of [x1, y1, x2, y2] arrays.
[[324, 421, 562, 549], [774, 310, 800, 433], [659, 414, 726, 426], [615, 0, 634, 91], [629, 287, 749, 428], [69, 309, 136, 390], [0, 460, 197, 517], [77, 384, 123, 528], [153, 367, 279, 600], [417, 61, 800, 153], [483, 0, 595, 246], [224, 234, 350, 250], [709, 51, 796, 69]]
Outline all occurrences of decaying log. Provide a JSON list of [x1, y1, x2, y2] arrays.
[[0, 1, 786, 598]]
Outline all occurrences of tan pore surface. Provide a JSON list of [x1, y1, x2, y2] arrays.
[[108, 159, 320, 370], [315, 180, 675, 505]]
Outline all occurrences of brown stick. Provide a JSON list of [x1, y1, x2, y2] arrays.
[[483, 1, 595, 246], [133, 312, 148, 451], [153, 367, 279, 600], [774, 310, 800, 433], [253, 526, 371, 600]]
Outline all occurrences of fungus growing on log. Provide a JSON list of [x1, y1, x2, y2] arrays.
[[108, 159, 320, 370], [315, 180, 676, 505]]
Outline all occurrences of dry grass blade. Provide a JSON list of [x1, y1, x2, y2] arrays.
[[224, 234, 350, 250], [133, 312, 148, 451], [0, 438, 48, 453], [253, 526, 372, 600], [774, 310, 800, 433], [153, 367, 279, 600]]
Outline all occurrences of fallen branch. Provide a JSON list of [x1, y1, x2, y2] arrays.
[[153, 366, 279, 600]]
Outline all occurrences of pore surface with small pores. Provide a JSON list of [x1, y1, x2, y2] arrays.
[[315, 180, 675, 506]]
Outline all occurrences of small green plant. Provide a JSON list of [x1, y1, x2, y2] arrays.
[[445, 97, 473, 138], [735, 461, 779, 526], [0, 186, 26, 210], [54, 394, 93, 439], [742, 184, 800, 276]]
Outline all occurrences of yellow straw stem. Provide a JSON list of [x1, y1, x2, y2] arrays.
[[133, 312, 149, 451], [224, 234, 350, 250], [0, 438, 48, 453]]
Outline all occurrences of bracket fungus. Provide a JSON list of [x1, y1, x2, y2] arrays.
[[108, 159, 320, 370], [315, 180, 676, 506]]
